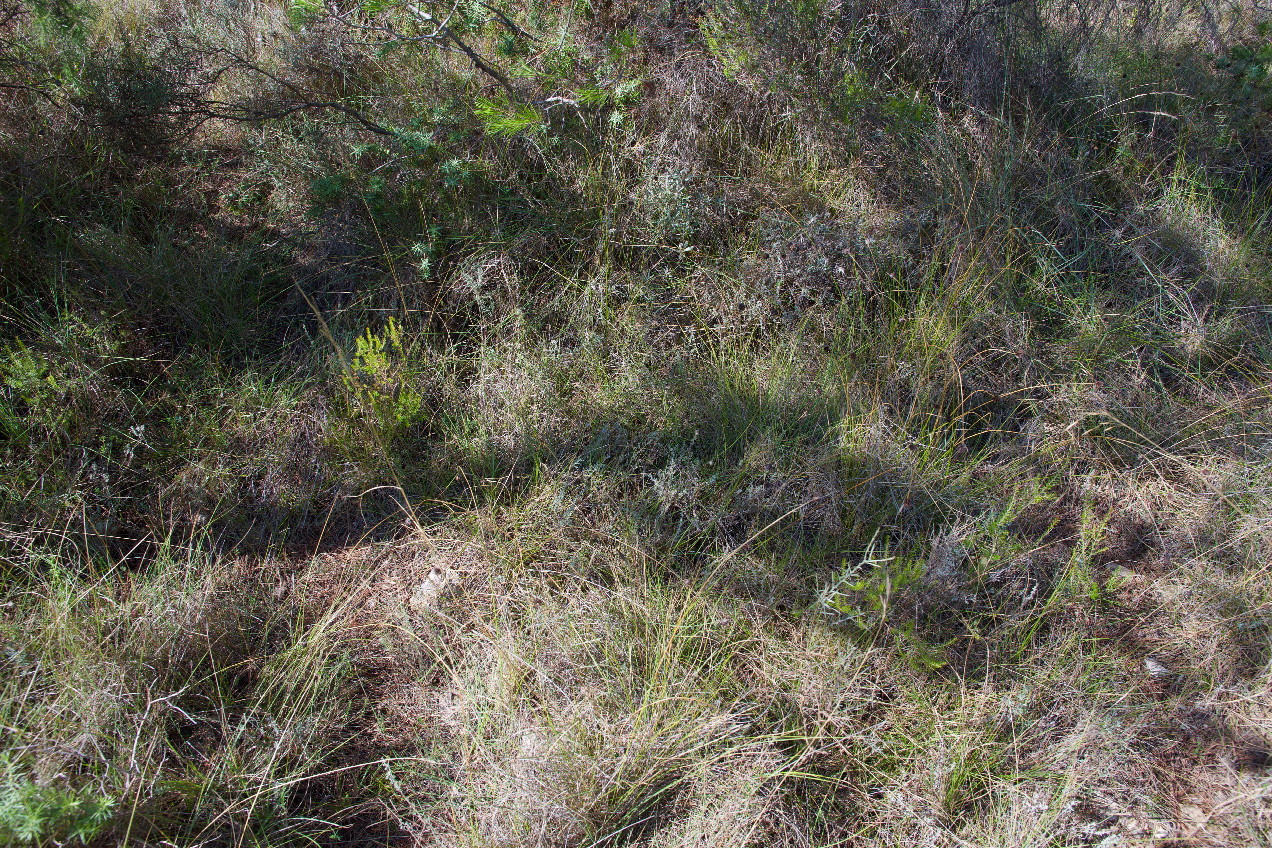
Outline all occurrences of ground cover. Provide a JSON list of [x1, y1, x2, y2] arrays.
[[2, 1, 1270, 844]]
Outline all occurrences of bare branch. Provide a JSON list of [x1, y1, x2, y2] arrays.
[[480, 2, 539, 43], [401, 2, 521, 99]]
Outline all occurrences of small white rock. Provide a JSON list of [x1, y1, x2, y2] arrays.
[[409, 566, 448, 611]]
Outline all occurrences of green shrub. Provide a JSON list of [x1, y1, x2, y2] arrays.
[[0, 757, 113, 847], [1217, 21, 1272, 109]]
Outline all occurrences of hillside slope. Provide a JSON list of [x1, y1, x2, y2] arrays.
[[2, 1, 1271, 844]]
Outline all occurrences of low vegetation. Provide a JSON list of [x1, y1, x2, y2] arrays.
[[2, 0, 1270, 844]]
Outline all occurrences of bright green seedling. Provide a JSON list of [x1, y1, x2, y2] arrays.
[[819, 531, 920, 630], [342, 317, 426, 443]]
